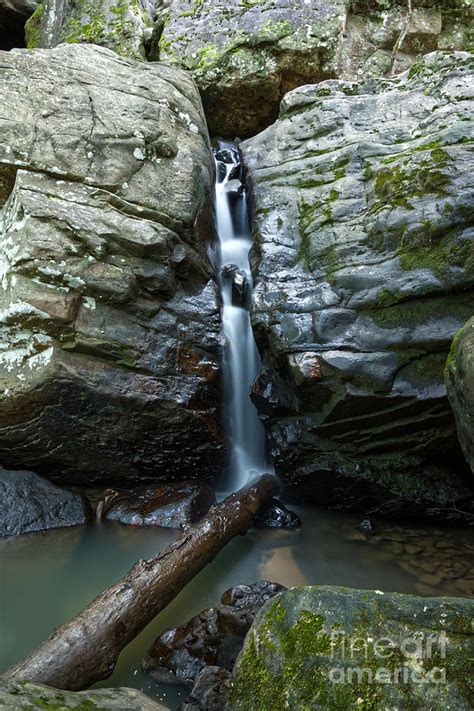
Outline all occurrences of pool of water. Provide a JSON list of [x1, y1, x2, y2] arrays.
[[1, 505, 473, 709]]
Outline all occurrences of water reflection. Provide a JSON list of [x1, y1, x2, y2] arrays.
[[1, 507, 473, 709]]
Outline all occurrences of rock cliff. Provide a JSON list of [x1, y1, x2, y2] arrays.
[[241, 51, 474, 519], [150, 0, 473, 136]]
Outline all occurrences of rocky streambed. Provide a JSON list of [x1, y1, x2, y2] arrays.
[[0, 0, 473, 709], [1, 504, 474, 708]]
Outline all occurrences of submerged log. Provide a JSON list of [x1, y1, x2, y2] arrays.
[[5, 474, 279, 691]]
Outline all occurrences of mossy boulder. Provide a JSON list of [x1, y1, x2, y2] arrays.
[[26, 0, 156, 59], [229, 585, 474, 710], [0, 679, 166, 709], [446, 317, 474, 474], [240, 51, 474, 521]]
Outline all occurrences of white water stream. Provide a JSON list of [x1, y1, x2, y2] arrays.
[[213, 142, 270, 490]]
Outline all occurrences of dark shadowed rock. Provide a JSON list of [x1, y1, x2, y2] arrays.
[[357, 518, 375, 536], [142, 581, 286, 686], [180, 666, 231, 711], [253, 498, 301, 529], [0, 0, 39, 49], [220, 581, 287, 610], [446, 317, 474, 474], [0, 468, 89, 537], [241, 52, 474, 521], [143, 606, 252, 685], [0, 44, 224, 486], [104, 482, 216, 528]]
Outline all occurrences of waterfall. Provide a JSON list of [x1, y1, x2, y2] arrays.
[[213, 141, 270, 491]]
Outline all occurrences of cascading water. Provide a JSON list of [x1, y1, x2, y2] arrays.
[[213, 141, 270, 491]]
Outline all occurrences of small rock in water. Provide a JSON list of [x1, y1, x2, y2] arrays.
[[221, 580, 286, 609], [105, 482, 215, 528], [357, 518, 375, 536], [214, 146, 239, 164], [253, 498, 302, 529], [142, 580, 286, 686], [221, 263, 248, 306]]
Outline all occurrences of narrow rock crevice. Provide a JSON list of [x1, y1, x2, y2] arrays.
[[0, 5, 28, 50]]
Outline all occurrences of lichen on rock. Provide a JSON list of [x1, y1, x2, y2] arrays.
[[229, 585, 474, 710], [148, 0, 473, 137], [25, 0, 156, 58], [0, 43, 224, 485], [0, 678, 167, 710], [239, 51, 474, 521]]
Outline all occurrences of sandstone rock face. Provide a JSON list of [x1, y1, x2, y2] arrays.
[[446, 317, 474, 474], [0, 467, 89, 536], [0, 679, 167, 710], [0, 44, 224, 485], [240, 52, 474, 519], [151, 0, 473, 136], [230, 585, 474, 710], [25, 0, 157, 59]]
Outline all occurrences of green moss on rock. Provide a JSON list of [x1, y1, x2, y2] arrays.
[[229, 586, 474, 711], [25, 3, 44, 49]]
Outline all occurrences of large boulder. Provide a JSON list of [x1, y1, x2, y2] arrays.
[[0, 44, 224, 485], [150, 0, 472, 136], [446, 317, 474, 473], [229, 585, 474, 710], [0, 467, 89, 536], [240, 51, 474, 520], [0, 679, 166, 710]]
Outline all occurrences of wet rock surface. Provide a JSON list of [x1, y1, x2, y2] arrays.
[[230, 585, 474, 710], [150, 0, 472, 136], [0, 679, 167, 710], [104, 481, 216, 528], [0, 468, 89, 537], [142, 581, 286, 686], [0, 43, 224, 485], [221, 263, 248, 307], [253, 498, 301, 529], [241, 51, 474, 520], [180, 666, 231, 711], [343, 519, 474, 597], [446, 317, 474, 474]]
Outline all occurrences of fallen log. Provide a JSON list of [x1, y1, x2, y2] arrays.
[[5, 474, 279, 691]]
